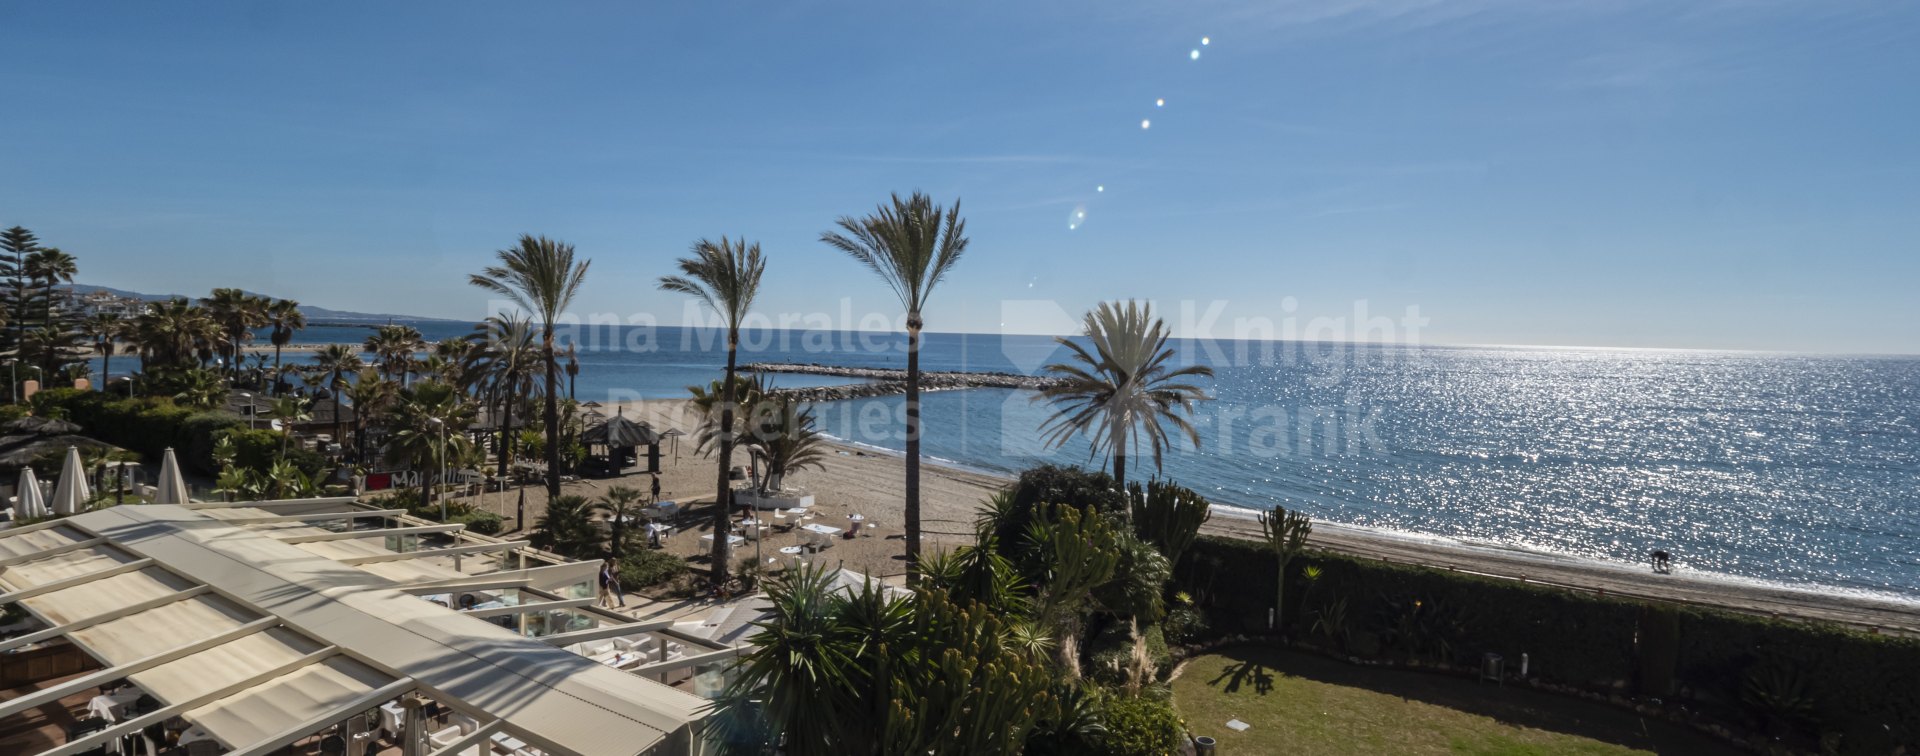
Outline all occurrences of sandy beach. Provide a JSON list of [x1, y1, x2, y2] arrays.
[[452, 398, 1919, 635]]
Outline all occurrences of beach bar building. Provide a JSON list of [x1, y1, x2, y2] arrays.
[[0, 500, 736, 755]]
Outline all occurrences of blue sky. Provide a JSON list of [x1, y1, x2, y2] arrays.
[[2, 1, 1916, 353]]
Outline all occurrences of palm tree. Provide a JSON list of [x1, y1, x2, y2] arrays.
[[1035, 301, 1214, 487], [530, 494, 601, 559], [686, 374, 765, 457], [658, 237, 764, 587], [79, 313, 124, 392], [469, 235, 591, 501], [743, 395, 829, 493], [342, 367, 395, 464], [312, 343, 363, 443], [169, 367, 226, 408], [820, 192, 969, 577], [265, 299, 306, 394], [201, 288, 266, 383], [466, 315, 538, 481], [364, 324, 425, 386], [596, 485, 647, 559], [132, 298, 219, 376], [383, 379, 475, 515], [265, 394, 313, 459]]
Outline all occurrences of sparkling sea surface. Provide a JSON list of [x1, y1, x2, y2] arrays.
[[189, 324, 1920, 601]]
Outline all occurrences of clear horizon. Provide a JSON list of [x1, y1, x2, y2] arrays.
[[5, 2, 1917, 354]]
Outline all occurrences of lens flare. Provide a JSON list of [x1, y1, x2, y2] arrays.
[[1156, 98, 1165, 107], [1096, 185, 1105, 192], [1202, 37, 1210, 46], [1067, 205, 1088, 230], [1190, 49, 1200, 60], [1141, 119, 1151, 129]]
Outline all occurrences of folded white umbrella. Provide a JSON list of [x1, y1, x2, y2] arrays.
[[14, 466, 48, 519], [51, 446, 91, 515], [153, 447, 189, 505]]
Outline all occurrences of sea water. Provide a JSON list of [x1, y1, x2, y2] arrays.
[[180, 324, 1920, 601]]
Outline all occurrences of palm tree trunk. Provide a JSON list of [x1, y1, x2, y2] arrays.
[[331, 370, 344, 446], [904, 320, 923, 582], [712, 332, 739, 586], [272, 344, 283, 395], [1111, 422, 1128, 489], [497, 387, 514, 480], [543, 329, 562, 499], [100, 351, 110, 393]]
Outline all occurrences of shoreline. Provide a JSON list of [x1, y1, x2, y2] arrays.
[[810, 434, 1920, 633], [605, 397, 1919, 633]]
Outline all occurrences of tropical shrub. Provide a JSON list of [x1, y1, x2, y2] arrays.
[[1099, 696, 1185, 756], [618, 549, 687, 589], [446, 509, 504, 536]]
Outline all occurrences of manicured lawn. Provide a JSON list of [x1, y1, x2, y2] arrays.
[[1171, 646, 1740, 756]]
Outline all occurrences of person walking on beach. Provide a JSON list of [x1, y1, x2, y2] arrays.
[[1650, 549, 1672, 574], [596, 559, 613, 607], [650, 472, 661, 503], [599, 558, 626, 608]]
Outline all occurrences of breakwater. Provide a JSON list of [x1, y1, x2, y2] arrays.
[[745, 362, 1063, 401]]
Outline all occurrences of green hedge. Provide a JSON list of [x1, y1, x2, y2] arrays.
[[1178, 534, 1920, 752], [34, 389, 330, 478]]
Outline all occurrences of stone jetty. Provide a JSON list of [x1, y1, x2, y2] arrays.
[[745, 362, 1063, 402]]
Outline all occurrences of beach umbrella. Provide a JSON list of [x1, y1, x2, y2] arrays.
[[51, 446, 91, 515], [153, 447, 189, 505], [14, 466, 48, 520]]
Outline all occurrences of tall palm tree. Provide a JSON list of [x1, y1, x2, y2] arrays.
[[658, 236, 765, 587], [1035, 301, 1214, 486], [466, 314, 538, 480], [265, 299, 306, 393], [364, 324, 425, 386], [132, 298, 218, 375], [383, 379, 475, 514], [820, 192, 969, 577], [312, 343, 363, 443], [201, 288, 266, 383], [469, 234, 591, 500], [342, 367, 395, 464], [79, 313, 123, 392]]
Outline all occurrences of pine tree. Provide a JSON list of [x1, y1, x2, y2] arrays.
[[0, 226, 41, 358]]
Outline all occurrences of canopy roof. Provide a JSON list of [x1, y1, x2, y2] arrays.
[[0, 504, 715, 755], [582, 414, 660, 447]]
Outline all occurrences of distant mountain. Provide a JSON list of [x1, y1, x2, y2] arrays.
[[70, 284, 461, 323]]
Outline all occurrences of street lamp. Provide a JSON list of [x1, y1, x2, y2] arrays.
[[239, 393, 255, 429], [429, 417, 447, 522], [6, 359, 16, 404]]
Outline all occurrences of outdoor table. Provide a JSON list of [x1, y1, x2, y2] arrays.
[[778, 545, 806, 569], [87, 688, 142, 723], [378, 702, 405, 737], [699, 533, 745, 546]]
